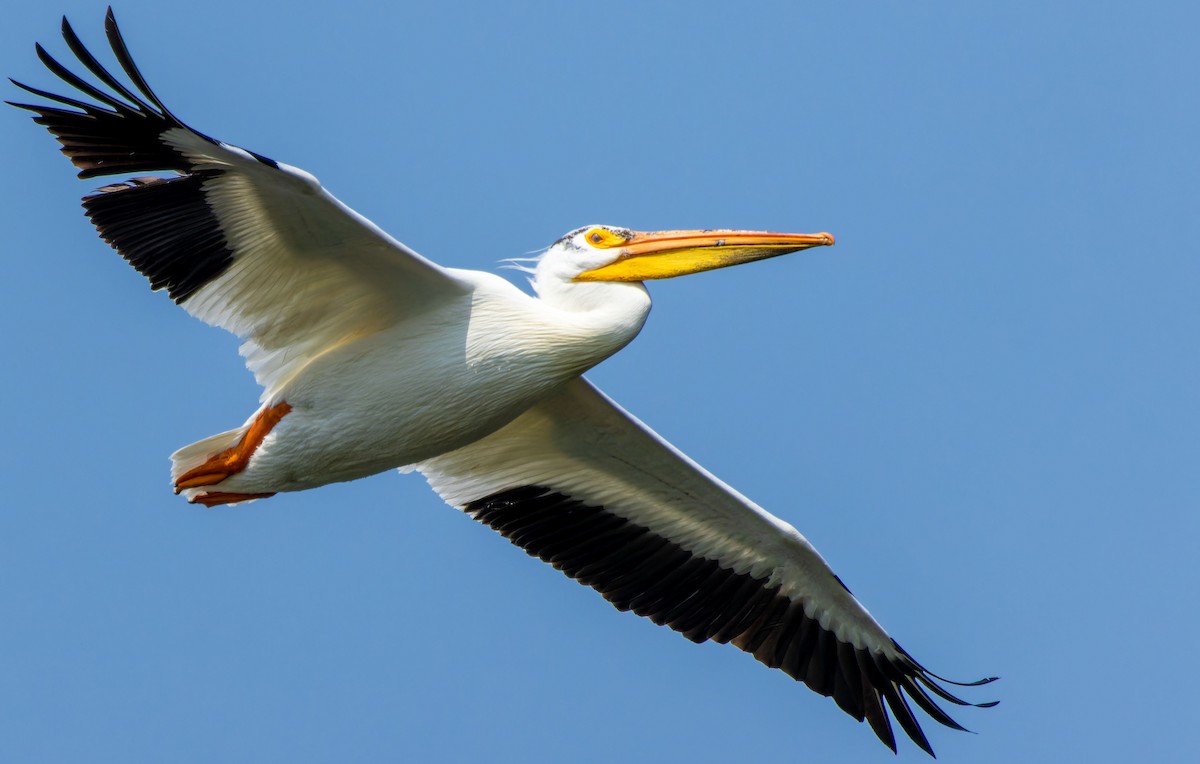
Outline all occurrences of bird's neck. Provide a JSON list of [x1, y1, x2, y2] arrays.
[[531, 278, 652, 372]]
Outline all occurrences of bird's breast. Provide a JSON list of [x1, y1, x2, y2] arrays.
[[237, 293, 632, 493]]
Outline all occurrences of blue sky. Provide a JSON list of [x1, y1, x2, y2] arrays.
[[2, 1, 1197, 762]]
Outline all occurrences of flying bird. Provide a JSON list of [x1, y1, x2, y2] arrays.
[[10, 9, 995, 755]]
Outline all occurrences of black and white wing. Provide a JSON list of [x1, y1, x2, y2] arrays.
[[9, 10, 469, 399], [418, 377, 995, 756]]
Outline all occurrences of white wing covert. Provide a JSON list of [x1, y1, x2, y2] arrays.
[[10, 10, 469, 399], [418, 377, 995, 755], [12, 11, 995, 754]]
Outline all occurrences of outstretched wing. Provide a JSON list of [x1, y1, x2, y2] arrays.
[[418, 377, 995, 755], [9, 10, 469, 399]]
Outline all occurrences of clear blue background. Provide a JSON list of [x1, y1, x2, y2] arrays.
[[2, 2, 1196, 762]]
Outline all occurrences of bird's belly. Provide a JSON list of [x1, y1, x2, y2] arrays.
[[223, 328, 577, 493]]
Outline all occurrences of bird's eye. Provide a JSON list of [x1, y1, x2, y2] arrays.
[[584, 228, 623, 248]]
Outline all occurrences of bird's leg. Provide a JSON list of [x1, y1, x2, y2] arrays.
[[188, 491, 277, 507], [174, 401, 293, 491]]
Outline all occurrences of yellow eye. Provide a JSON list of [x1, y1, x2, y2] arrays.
[[584, 228, 625, 248]]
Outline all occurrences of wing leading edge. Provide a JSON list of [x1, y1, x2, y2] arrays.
[[418, 377, 996, 755], [9, 9, 469, 399]]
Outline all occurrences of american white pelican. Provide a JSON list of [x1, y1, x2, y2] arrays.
[[11, 9, 995, 755]]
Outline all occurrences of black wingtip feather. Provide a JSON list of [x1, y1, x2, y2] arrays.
[[104, 7, 179, 124], [82, 172, 236, 302], [914, 672, 999, 709], [901, 675, 971, 732], [856, 649, 898, 752], [832, 639, 866, 720], [893, 639, 1000, 688], [879, 676, 936, 757], [464, 485, 995, 757], [13, 10, 243, 302], [34, 41, 132, 114], [61, 13, 154, 115]]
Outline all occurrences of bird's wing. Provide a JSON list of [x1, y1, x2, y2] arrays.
[[418, 377, 994, 755], [9, 10, 469, 400]]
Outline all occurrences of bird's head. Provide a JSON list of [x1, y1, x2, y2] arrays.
[[536, 224, 835, 287]]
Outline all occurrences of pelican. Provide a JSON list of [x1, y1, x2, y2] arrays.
[[10, 9, 995, 755]]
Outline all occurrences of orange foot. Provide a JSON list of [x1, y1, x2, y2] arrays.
[[174, 401, 293, 492], [190, 491, 278, 507]]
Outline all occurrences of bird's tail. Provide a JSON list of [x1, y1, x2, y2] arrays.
[[169, 426, 245, 488]]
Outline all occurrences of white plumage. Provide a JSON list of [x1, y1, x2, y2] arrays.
[[10, 9, 995, 755]]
